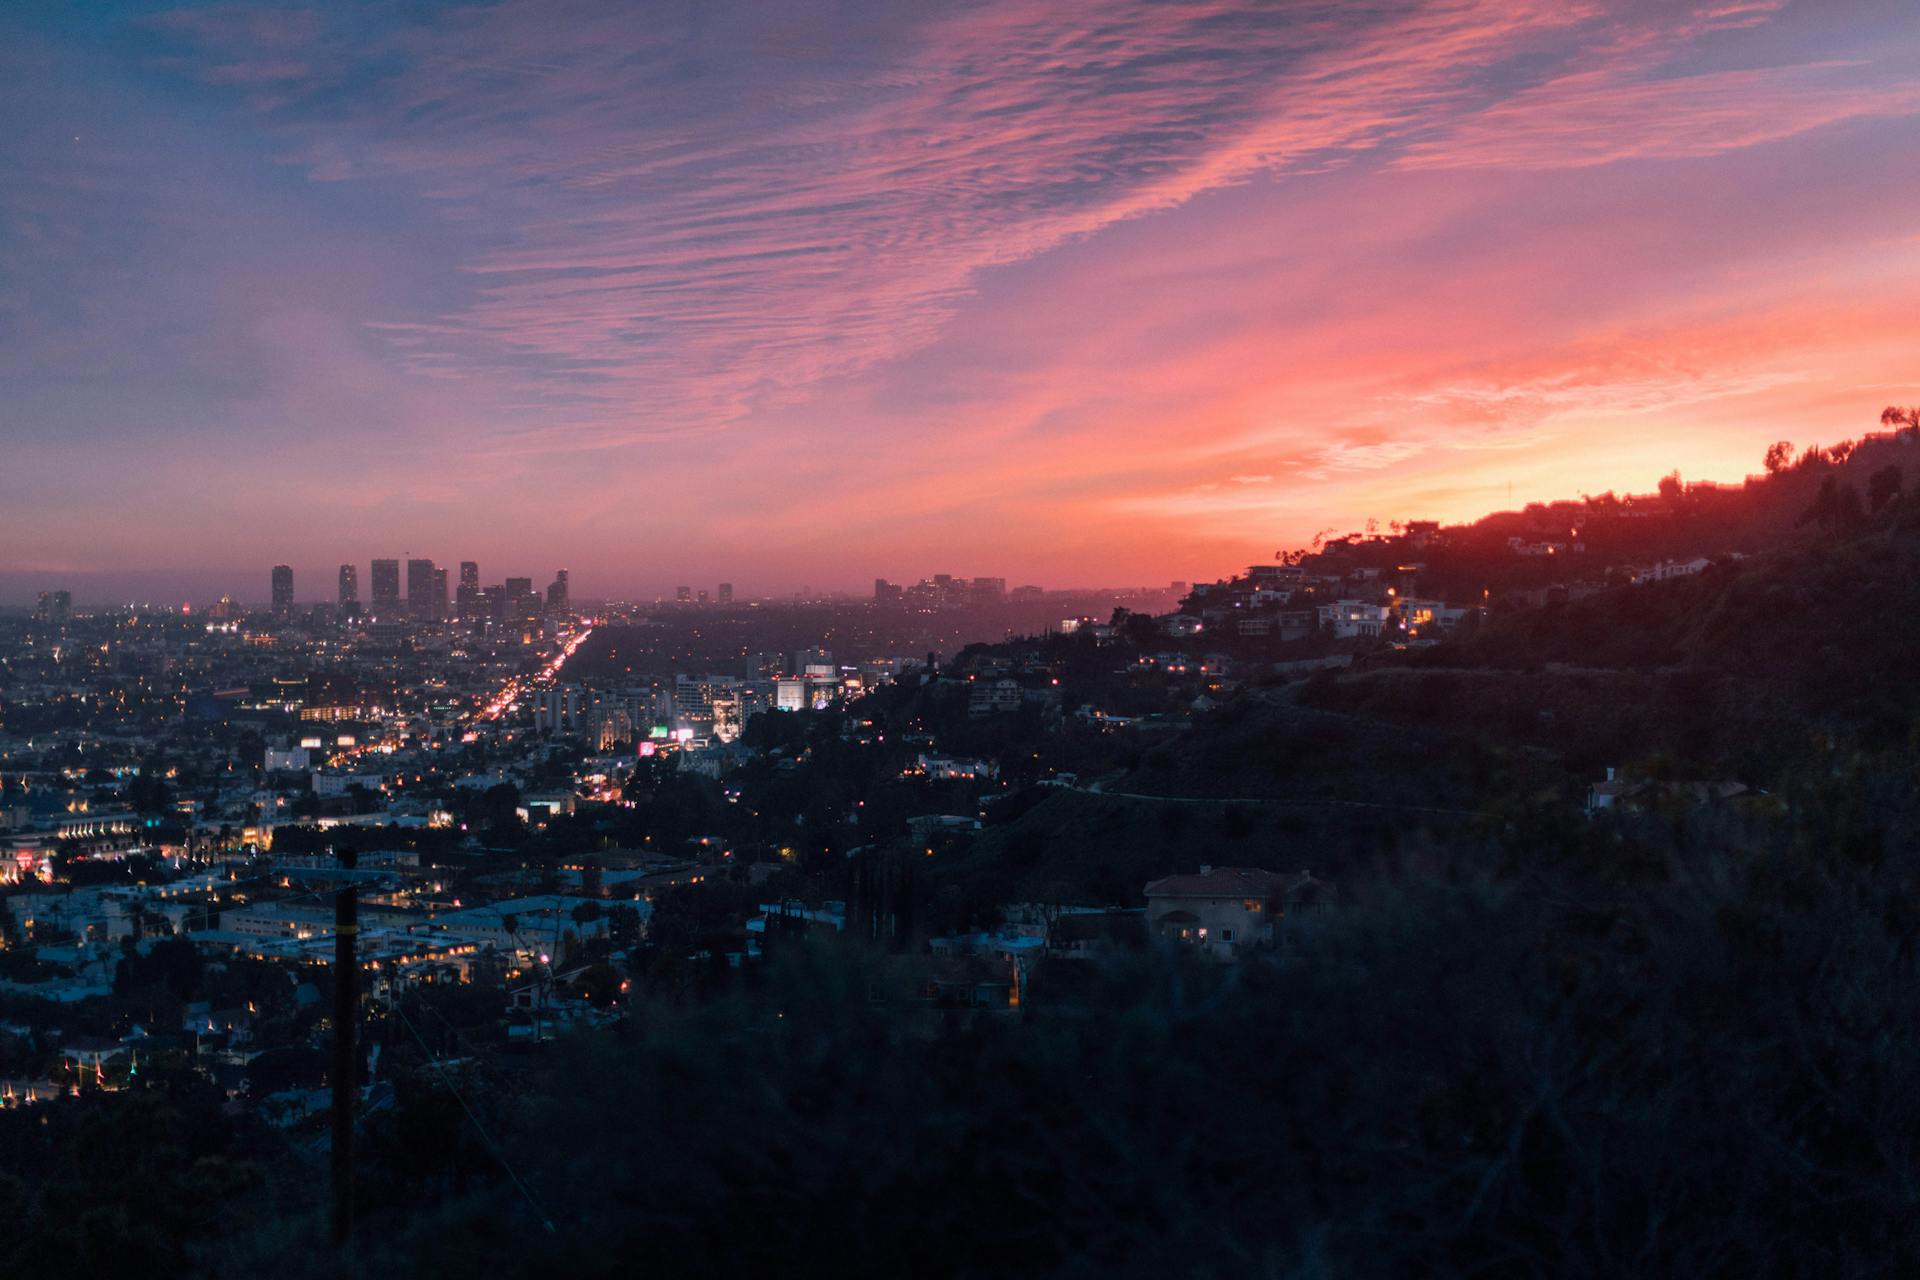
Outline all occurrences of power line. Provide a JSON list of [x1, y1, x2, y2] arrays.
[[390, 996, 556, 1233]]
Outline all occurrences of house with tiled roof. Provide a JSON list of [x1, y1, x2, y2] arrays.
[[1143, 866, 1329, 959]]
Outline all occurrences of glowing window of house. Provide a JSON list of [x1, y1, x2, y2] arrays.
[[1244, 898, 1263, 912]]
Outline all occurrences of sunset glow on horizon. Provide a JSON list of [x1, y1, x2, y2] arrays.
[[5, 0, 1919, 602]]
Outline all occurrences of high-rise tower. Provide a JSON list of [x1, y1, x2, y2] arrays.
[[370, 560, 401, 619], [406, 559, 436, 622]]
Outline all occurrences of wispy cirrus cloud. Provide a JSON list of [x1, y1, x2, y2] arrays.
[[7, 0, 1920, 597], [1401, 61, 1920, 170], [142, 0, 1900, 453]]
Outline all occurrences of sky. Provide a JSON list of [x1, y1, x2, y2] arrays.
[[4, 0, 1919, 604]]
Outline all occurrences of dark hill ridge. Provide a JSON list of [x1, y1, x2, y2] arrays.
[[1462, 423, 1918, 556], [1284, 422, 1920, 605], [1301, 492, 1920, 779]]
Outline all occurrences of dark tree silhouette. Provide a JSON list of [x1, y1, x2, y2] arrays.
[[1869, 464, 1903, 512], [1798, 475, 1865, 531]]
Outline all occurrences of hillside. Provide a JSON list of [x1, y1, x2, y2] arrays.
[[1296, 495, 1920, 780]]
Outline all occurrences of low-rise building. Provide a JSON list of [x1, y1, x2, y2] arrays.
[[1144, 865, 1330, 959]]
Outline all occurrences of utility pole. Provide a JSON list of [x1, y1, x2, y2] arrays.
[[331, 847, 359, 1249]]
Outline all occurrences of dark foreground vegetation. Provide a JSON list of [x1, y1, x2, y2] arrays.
[[16, 755, 1920, 1277]]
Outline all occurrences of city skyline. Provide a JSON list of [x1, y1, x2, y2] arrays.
[[6, 1, 1920, 602]]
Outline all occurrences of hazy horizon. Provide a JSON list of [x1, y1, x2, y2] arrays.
[[0, 447, 1818, 609]]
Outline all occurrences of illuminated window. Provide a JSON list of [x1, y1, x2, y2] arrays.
[[1244, 898, 1263, 912]]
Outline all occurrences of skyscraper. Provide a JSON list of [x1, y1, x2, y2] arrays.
[[34, 590, 72, 627], [271, 565, 294, 617], [431, 566, 449, 622], [505, 577, 537, 622], [459, 561, 479, 592], [371, 559, 401, 619], [406, 558, 436, 622], [338, 563, 359, 608], [718, 582, 734, 604], [546, 568, 570, 616], [676, 585, 692, 603]]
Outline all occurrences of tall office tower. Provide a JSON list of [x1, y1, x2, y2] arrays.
[[546, 568, 570, 616], [271, 565, 294, 617], [406, 558, 436, 622], [370, 559, 401, 619], [676, 585, 692, 603], [459, 560, 479, 592], [505, 576, 537, 621], [431, 566, 449, 622], [338, 564, 359, 608], [717, 582, 734, 604], [33, 590, 72, 627]]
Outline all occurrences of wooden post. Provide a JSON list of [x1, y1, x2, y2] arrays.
[[331, 848, 359, 1249]]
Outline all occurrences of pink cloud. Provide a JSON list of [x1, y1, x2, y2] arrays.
[[1402, 62, 1920, 170], [19, 0, 1917, 594], [164, 0, 1829, 454]]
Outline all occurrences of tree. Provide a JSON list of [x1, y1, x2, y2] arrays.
[[1798, 475, 1865, 531], [127, 771, 173, 816], [1865, 464, 1902, 512], [1658, 471, 1685, 507], [1763, 440, 1794, 475], [1881, 405, 1919, 434]]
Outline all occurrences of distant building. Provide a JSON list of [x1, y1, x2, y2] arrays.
[[370, 559, 401, 619], [505, 577, 537, 621], [547, 569, 569, 616], [271, 565, 294, 617], [34, 590, 72, 627], [774, 678, 808, 712], [1317, 600, 1391, 639], [459, 561, 479, 592], [968, 677, 1023, 716], [917, 753, 998, 781], [717, 582, 734, 604], [337, 564, 358, 609], [1144, 866, 1330, 959], [431, 566, 449, 622], [406, 559, 436, 622]]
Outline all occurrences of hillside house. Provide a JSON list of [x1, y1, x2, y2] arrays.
[[1144, 866, 1330, 959]]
